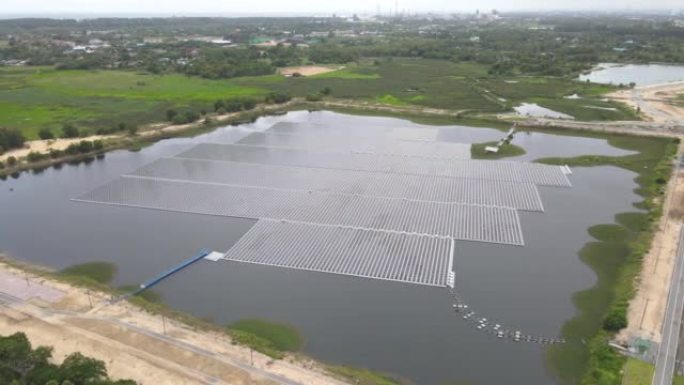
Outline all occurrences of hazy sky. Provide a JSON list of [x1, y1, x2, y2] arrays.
[[1, 0, 682, 16]]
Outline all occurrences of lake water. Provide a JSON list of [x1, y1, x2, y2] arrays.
[[0, 111, 640, 385], [579, 63, 684, 86]]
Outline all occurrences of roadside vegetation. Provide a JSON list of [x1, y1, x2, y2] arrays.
[[0, 332, 136, 385], [539, 134, 678, 385]]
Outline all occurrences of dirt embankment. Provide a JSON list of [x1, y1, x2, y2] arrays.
[[616, 142, 684, 345], [0, 259, 349, 385], [608, 81, 684, 124]]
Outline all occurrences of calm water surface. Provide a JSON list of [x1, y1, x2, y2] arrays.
[[579, 63, 684, 86], [0, 111, 640, 385]]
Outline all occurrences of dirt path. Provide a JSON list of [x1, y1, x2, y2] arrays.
[[616, 142, 684, 346], [0, 259, 350, 385]]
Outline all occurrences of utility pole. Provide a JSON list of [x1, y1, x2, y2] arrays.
[[24, 271, 30, 286], [162, 314, 167, 335], [250, 347, 254, 366], [86, 289, 93, 308]]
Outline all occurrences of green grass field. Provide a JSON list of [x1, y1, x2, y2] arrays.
[[471, 141, 526, 159], [622, 358, 653, 385], [0, 67, 268, 139]]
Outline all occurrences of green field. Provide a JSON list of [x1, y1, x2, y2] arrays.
[[622, 358, 653, 385], [0, 59, 636, 140], [59, 261, 117, 284], [0, 67, 267, 139], [471, 141, 526, 159]]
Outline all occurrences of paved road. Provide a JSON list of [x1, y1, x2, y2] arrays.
[[653, 225, 684, 385]]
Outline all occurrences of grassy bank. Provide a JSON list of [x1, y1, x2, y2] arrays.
[[227, 319, 303, 359], [539, 135, 678, 385]]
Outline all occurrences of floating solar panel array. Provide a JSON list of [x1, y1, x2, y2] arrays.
[[129, 157, 544, 211], [222, 219, 454, 287], [176, 143, 572, 187], [269, 121, 438, 141], [74, 119, 574, 288], [75, 176, 524, 245], [237, 132, 472, 160]]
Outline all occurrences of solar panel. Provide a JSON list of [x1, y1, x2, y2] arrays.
[[176, 143, 571, 187], [128, 157, 544, 211], [74, 176, 525, 245], [221, 219, 454, 287]]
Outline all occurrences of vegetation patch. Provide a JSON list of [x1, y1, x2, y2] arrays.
[[622, 358, 654, 385], [326, 365, 401, 385], [59, 262, 117, 285], [471, 141, 525, 159], [587, 224, 634, 243], [228, 318, 303, 359], [0, 332, 137, 385], [376, 94, 406, 106], [539, 134, 678, 385]]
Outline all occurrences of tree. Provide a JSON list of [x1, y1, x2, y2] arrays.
[[38, 128, 55, 140], [59, 352, 107, 384], [61, 124, 80, 139]]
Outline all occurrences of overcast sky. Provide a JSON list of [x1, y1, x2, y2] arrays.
[[1, 0, 682, 17]]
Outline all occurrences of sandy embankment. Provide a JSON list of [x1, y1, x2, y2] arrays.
[[616, 142, 684, 346], [0, 258, 349, 385], [608, 81, 684, 124]]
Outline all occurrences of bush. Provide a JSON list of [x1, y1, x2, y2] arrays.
[[49, 149, 63, 159], [61, 124, 79, 138], [0, 161, 4, 169], [166, 109, 178, 121], [225, 100, 243, 112], [7, 156, 17, 166], [216, 107, 226, 115], [265, 92, 291, 104], [127, 125, 138, 136], [321, 87, 332, 96], [65, 143, 80, 155], [603, 310, 627, 331], [306, 93, 322, 101], [26, 151, 47, 162], [0, 127, 26, 152], [77, 141, 93, 153], [93, 140, 104, 151], [242, 98, 257, 110], [38, 128, 55, 140]]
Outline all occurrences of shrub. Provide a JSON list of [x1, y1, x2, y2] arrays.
[[242, 98, 257, 110], [306, 93, 322, 101], [166, 109, 178, 121], [225, 100, 243, 112], [0, 161, 4, 169], [65, 143, 80, 155], [26, 151, 47, 162], [7, 156, 17, 166], [603, 310, 627, 331], [321, 87, 332, 96], [61, 124, 79, 138], [38, 128, 55, 140], [0, 127, 26, 152], [49, 149, 63, 159], [77, 141, 93, 153], [265, 92, 291, 104], [127, 125, 138, 136], [93, 140, 104, 151]]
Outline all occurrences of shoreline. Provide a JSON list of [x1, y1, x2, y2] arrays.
[[0, 255, 359, 385]]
